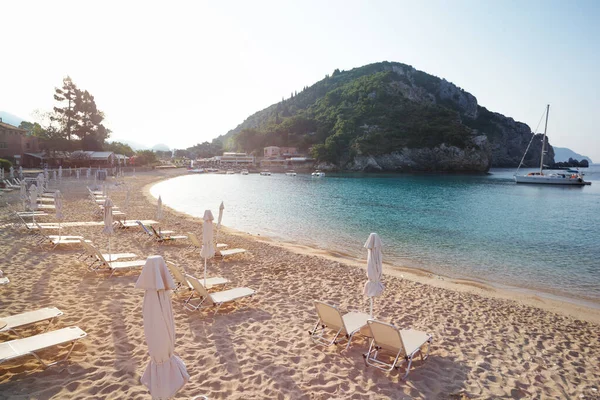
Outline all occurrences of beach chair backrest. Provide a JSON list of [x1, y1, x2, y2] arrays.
[[188, 233, 201, 248], [367, 320, 404, 354], [314, 301, 345, 331], [136, 221, 151, 236], [79, 239, 93, 256], [85, 240, 108, 264], [185, 274, 214, 305], [166, 261, 187, 286]]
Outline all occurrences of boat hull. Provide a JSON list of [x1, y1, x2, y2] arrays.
[[514, 175, 590, 185]]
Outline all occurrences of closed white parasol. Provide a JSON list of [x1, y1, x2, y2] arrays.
[[54, 190, 64, 239], [363, 233, 384, 317], [103, 197, 114, 261], [135, 255, 189, 399], [200, 210, 215, 286]]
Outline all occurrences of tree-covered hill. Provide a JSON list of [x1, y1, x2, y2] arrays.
[[217, 61, 551, 172]]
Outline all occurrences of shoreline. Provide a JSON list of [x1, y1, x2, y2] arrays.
[[145, 171, 600, 324]]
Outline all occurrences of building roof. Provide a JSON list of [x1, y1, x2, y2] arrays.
[[0, 121, 27, 133], [71, 151, 114, 160], [25, 152, 45, 159]]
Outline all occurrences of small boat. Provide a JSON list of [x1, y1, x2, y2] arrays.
[[187, 168, 205, 174], [260, 171, 271, 176], [241, 169, 249, 175], [226, 170, 235, 175], [285, 170, 297, 176], [311, 170, 325, 177], [514, 105, 591, 186]]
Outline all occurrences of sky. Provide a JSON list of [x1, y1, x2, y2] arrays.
[[1, 0, 599, 160]]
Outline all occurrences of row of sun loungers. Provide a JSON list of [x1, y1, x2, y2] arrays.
[[0, 308, 87, 369], [308, 301, 433, 379]]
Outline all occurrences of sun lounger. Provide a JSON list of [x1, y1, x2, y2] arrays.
[[184, 274, 255, 314], [16, 211, 48, 217], [87, 187, 103, 196], [216, 248, 247, 257], [35, 222, 87, 249], [0, 307, 63, 337], [309, 301, 371, 350], [187, 232, 228, 251], [136, 221, 174, 239], [81, 240, 146, 277], [0, 326, 87, 368], [150, 226, 187, 243], [364, 319, 433, 379], [78, 240, 137, 267], [166, 261, 228, 292]]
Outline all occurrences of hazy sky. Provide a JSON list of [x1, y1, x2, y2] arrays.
[[2, 0, 599, 160]]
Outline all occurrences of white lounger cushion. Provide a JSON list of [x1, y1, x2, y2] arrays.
[[0, 326, 87, 364], [51, 238, 89, 245], [342, 312, 371, 335], [399, 329, 433, 356], [210, 287, 255, 304], [203, 277, 230, 288], [0, 307, 63, 334], [218, 249, 246, 257], [107, 260, 147, 270], [100, 253, 137, 261]]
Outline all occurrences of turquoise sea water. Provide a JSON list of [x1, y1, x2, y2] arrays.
[[151, 166, 600, 305]]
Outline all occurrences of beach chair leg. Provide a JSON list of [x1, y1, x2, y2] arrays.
[[344, 333, 356, 350], [402, 356, 415, 380], [44, 317, 57, 332], [421, 337, 432, 361], [31, 340, 78, 368], [308, 319, 322, 337], [213, 303, 223, 315]]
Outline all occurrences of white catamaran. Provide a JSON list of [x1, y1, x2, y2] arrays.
[[514, 105, 591, 186]]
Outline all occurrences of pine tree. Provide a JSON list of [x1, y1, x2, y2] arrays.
[[52, 76, 79, 140], [74, 90, 110, 149]]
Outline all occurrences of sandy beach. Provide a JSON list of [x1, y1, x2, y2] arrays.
[[1, 169, 599, 399]]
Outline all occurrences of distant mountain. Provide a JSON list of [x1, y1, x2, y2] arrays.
[[552, 147, 593, 164], [0, 111, 24, 127], [151, 143, 171, 152], [109, 139, 149, 151], [218, 61, 552, 172]]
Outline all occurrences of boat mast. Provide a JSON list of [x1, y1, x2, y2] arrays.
[[539, 104, 550, 174]]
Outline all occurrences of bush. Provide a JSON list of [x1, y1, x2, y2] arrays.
[[0, 158, 13, 171]]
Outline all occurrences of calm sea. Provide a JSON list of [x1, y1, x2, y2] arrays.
[[151, 166, 600, 306]]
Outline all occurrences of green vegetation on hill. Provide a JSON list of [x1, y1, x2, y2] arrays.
[[219, 62, 478, 166]]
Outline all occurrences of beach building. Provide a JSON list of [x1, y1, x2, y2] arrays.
[[263, 146, 299, 158], [217, 152, 255, 165], [0, 118, 40, 166], [70, 151, 116, 167]]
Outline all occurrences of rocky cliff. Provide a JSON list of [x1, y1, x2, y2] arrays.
[[218, 61, 553, 172]]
